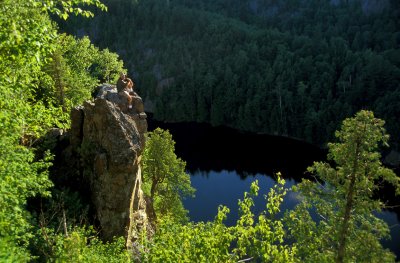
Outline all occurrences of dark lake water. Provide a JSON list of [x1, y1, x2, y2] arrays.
[[148, 118, 400, 259]]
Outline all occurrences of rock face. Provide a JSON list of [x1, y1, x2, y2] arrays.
[[69, 84, 151, 244]]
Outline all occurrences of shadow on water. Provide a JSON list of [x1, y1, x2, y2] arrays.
[[148, 117, 326, 182], [147, 116, 400, 259]]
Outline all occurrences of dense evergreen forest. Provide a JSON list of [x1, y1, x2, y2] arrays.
[[59, 0, 400, 147]]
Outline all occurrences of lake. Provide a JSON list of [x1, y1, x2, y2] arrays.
[[147, 117, 400, 259]]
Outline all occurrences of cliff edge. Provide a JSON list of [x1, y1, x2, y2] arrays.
[[67, 84, 151, 249]]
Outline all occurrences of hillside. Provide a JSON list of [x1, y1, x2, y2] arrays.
[[59, 0, 400, 148]]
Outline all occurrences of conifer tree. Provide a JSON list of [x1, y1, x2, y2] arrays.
[[287, 110, 400, 262]]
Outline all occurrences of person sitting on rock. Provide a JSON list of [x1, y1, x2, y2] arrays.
[[116, 72, 126, 93], [119, 77, 135, 109]]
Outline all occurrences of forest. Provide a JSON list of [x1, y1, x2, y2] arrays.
[[1, 0, 400, 262], [59, 0, 400, 148]]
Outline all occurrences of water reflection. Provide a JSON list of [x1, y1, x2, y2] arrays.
[[148, 118, 325, 181]]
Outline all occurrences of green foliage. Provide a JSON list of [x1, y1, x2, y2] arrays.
[[140, 177, 297, 262], [0, 84, 56, 259], [0, 237, 31, 262], [142, 128, 195, 222], [0, 0, 55, 76], [32, 226, 130, 262], [53, 228, 130, 263], [39, 34, 125, 111], [41, 0, 107, 20], [2, 0, 399, 261], [234, 176, 297, 263], [287, 110, 399, 262], [92, 48, 125, 83], [140, 208, 236, 262], [0, 0, 113, 260]]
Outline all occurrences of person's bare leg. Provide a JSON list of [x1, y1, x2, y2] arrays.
[[128, 96, 132, 109]]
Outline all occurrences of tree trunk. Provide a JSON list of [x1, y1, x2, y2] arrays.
[[336, 142, 360, 263], [52, 52, 66, 112], [150, 178, 157, 201], [148, 178, 158, 219]]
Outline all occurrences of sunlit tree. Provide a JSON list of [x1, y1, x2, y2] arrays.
[[287, 110, 400, 262], [142, 128, 195, 222], [0, 0, 106, 260]]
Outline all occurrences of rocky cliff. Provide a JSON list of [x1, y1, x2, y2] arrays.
[[67, 84, 151, 248]]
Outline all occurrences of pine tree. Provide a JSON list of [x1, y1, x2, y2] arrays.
[[287, 110, 400, 262]]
